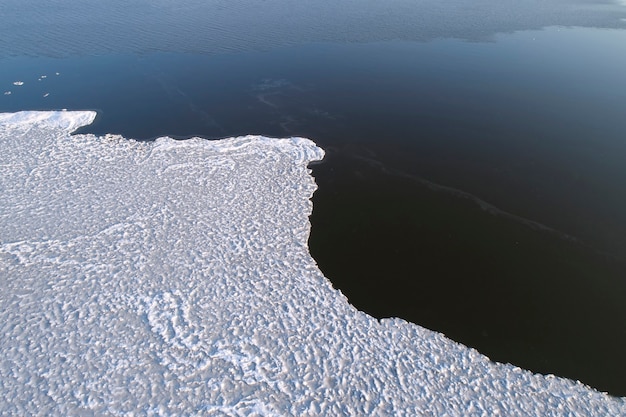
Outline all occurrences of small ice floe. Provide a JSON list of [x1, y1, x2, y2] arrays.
[[55, 72, 60, 76], [41, 75, 47, 79], [13, 81, 24, 86], [4, 91, 11, 95], [43, 93, 50, 98]]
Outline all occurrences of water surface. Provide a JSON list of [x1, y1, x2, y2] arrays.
[[2, 1, 626, 396]]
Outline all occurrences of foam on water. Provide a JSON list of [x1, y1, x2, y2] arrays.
[[1, 111, 624, 415]]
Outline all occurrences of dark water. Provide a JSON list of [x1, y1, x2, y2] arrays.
[[2, 1, 626, 396], [1, 0, 624, 58]]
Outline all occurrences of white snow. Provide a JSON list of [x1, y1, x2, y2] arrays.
[[1, 111, 624, 415], [12, 81, 24, 86]]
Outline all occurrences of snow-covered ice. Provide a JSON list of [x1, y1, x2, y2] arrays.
[[12, 81, 24, 86], [1, 111, 624, 415]]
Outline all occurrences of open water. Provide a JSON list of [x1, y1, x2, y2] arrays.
[[1, 0, 626, 396]]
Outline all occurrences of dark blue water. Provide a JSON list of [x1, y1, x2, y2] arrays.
[[2, 2, 626, 396]]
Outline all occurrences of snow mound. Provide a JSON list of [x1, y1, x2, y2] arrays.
[[1, 111, 624, 415], [0, 110, 96, 133]]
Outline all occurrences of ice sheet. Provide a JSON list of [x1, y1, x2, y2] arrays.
[[1, 111, 624, 415]]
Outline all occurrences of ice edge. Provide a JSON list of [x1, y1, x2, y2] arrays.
[[0, 111, 623, 415]]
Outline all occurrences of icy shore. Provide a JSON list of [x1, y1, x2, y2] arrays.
[[0, 111, 624, 415]]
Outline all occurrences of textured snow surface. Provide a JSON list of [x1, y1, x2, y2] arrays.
[[1, 111, 624, 416]]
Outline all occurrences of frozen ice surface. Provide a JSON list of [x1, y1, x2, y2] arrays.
[[1, 111, 624, 415]]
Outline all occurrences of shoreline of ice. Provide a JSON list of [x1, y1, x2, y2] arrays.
[[1, 111, 624, 415]]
